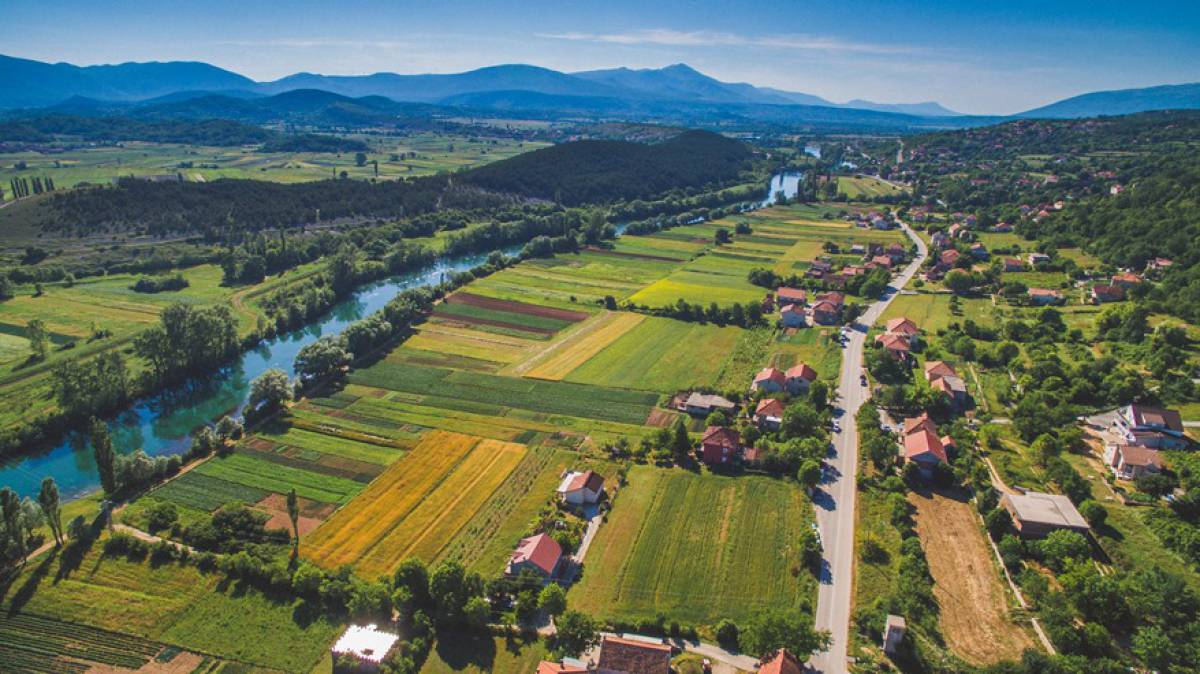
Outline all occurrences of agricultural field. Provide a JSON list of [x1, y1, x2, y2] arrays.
[[837, 175, 905, 199], [418, 634, 548, 674], [570, 466, 815, 625], [304, 431, 527, 576], [518, 311, 645, 380], [0, 133, 548, 199]]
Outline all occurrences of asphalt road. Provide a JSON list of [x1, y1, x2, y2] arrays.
[[808, 221, 927, 673]]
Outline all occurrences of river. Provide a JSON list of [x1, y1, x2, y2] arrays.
[[0, 173, 800, 500]]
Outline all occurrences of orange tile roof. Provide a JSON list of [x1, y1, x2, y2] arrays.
[[786, 362, 818, 382], [758, 649, 803, 674]]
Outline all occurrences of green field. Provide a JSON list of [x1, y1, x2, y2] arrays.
[[419, 634, 548, 674], [570, 466, 815, 625], [837, 175, 905, 199], [193, 452, 365, 505]]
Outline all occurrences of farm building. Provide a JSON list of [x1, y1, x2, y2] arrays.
[[1001, 491, 1090, 538], [780, 303, 806, 328], [754, 398, 786, 431], [557, 470, 605, 505], [1105, 444, 1164, 480], [682, 392, 736, 416], [700, 426, 741, 466], [1113, 404, 1189, 449], [1027, 288, 1063, 305], [506, 533, 563, 578], [597, 635, 672, 674], [752, 367, 786, 394], [757, 649, 803, 674], [1027, 252, 1051, 266], [785, 362, 818, 394], [331, 624, 399, 672]]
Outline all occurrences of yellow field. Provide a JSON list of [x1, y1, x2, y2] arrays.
[[403, 324, 536, 364], [783, 219, 852, 229], [521, 312, 645, 379], [304, 430, 480, 569]]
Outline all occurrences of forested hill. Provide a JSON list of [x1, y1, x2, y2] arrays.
[[0, 114, 368, 151], [461, 130, 753, 205]]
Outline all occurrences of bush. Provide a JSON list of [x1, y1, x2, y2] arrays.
[[145, 501, 178, 533], [1078, 500, 1108, 528], [715, 619, 739, 649]]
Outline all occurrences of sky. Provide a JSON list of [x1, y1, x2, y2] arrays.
[[2, 0, 1199, 115]]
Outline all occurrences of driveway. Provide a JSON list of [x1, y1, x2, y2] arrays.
[[808, 220, 927, 673]]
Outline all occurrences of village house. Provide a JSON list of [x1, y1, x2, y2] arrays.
[[1003, 257, 1024, 272], [901, 413, 947, 477], [682, 392, 736, 416], [885, 317, 920, 337], [940, 249, 962, 267], [701, 425, 741, 466], [753, 398, 786, 431], [887, 242, 907, 264], [776, 286, 807, 305], [969, 242, 989, 260], [1146, 257, 1173, 273], [1113, 404, 1189, 449], [1001, 491, 1090, 538], [875, 333, 912, 362], [1110, 184, 1124, 196], [537, 661, 588, 674], [1105, 443, 1164, 480], [991, 222, 1013, 233], [757, 649, 804, 674], [1027, 288, 1063, 305], [811, 300, 840, 326], [947, 223, 965, 239], [924, 360, 968, 409], [780, 303, 806, 328], [785, 362, 818, 395], [871, 254, 894, 269], [557, 470, 605, 506], [808, 260, 833, 276], [506, 533, 562, 579], [1090, 284, 1125, 303], [331, 625, 399, 672], [751, 367, 786, 394], [1027, 252, 1051, 266], [930, 230, 950, 249], [850, 243, 866, 256], [1110, 271, 1143, 289], [596, 636, 672, 674]]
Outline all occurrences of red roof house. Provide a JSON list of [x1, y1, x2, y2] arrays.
[[506, 533, 562, 578], [596, 636, 672, 674], [1091, 284, 1125, 303], [785, 362, 818, 394], [752, 367, 786, 393], [701, 426, 741, 466], [754, 398, 786, 431], [811, 301, 840, 325], [885, 317, 920, 336], [557, 470, 605, 505], [875, 333, 911, 361], [776, 287, 807, 304], [757, 649, 804, 674], [538, 662, 588, 674]]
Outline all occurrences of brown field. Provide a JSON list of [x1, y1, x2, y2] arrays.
[[645, 408, 676, 427], [583, 246, 682, 263], [447, 291, 589, 321], [431, 315, 557, 336], [520, 311, 644, 379], [909, 488, 1035, 665]]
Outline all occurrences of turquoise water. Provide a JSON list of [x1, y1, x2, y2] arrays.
[[0, 174, 799, 501]]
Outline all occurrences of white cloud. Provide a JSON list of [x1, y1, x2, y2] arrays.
[[537, 28, 922, 55]]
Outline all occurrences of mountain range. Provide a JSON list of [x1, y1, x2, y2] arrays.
[[1, 53, 1197, 124]]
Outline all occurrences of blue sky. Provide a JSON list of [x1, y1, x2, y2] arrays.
[[2, 0, 1198, 114]]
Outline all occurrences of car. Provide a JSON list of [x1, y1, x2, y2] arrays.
[[860, 374, 868, 386]]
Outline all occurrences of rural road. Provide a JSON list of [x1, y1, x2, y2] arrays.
[[808, 220, 927, 673]]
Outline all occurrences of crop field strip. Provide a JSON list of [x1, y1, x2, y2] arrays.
[[0, 612, 164, 673], [570, 467, 813, 624], [194, 452, 364, 505], [151, 471, 272, 512], [519, 311, 646, 379]]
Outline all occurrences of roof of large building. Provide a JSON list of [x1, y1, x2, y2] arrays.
[[932, 375, 967, 394], [596, 636, 672, 674], [331, 625, 399, 665], [876, 333, 911, 352], [509, 533, 562, 576], [684, 392, 736, 410], [1004, 491, 1089, 530], [1126, 404, 1184, 433], [786, 362, 818, 382], [757, 649, 803, 674]]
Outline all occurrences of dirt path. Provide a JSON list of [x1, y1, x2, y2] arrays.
[[909, 488, 1036, 665]]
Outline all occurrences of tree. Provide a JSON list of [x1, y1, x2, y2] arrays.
[[90, 417, 117, 495], [247, 369, 292, 414], [740, 610, 830, 659], [355, 152, 368, 167], [797, 460, 822, 490], [715, 619, 739, 649], [37, 477, 62, 546], [1, 488, 30, 565], [1038, 529, 1090, 571], [464, 595, 491, 630], [944, 269, 975, 294], [26, 318, 48, 360], [553, 610, 599, 657], [538, 582, 567, 617], [287, 488, 300, 559], [295, 337, 352, 382], [669, 417, 692, 462], [1078, 500, 1107, 528]]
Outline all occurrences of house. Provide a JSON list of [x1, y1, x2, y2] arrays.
[[872, 216, 892, 230], [557, 470, 605, 506], [817, 291, 846, 308], [596, 636, 672, 674], [1110, 184, 1124, 196], [1001, 491, 1090, 538], [809, 260, 833, 276], [811, 300, 840, 326], [875, 333, 912, 362], [1114, 404, 1189, 449], [885, 317, 920, 337], [902, 418, 947, 476], [701, 426, 741, 466], [1027, 252, 1051, 266], [1105, 444, 1164, 480], [754, 398, 786, 431], [930, 230, 950, 249], [1146, 257, 1173, 273], [506, 533, 562, 578], [752, 367, 787, 394], [871, 255, 893, 269], [1090, 284, 1124, 303], [1027, 288, 1063, 305], [776, 287, 807, 305], [1002, 257, 1023, 272], [940, 249, 962, 267], [991, 222, 1013, 233], [850, 244, 866, 255], [780, 304, 806, 328], [924, 360, 957, 383], [969, 242, 989, 260], [883, 615, 907, 655], [1111, 272, 1142, 288], [332, 625, 400, 672], [683, 392, 736, 416], [924, 361, 967, 407], [537, 661, 588, 674], [947, 223, 965, 239], [785, 362, 818, 395], [757, 649, 803, 674], [887, 242, 907, 262]]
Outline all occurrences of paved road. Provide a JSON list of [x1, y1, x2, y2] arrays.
[[808, 221, 927, 673]]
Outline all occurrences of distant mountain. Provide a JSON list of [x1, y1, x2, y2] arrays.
[[0, 54, 254, 108], [572, 64, 794, 104], [839, 99, 960, 117], [1018, 83, 1200, 119]]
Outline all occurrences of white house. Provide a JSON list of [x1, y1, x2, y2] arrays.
[[557, 470, 605, 505], [779, 304, 806, 328]]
